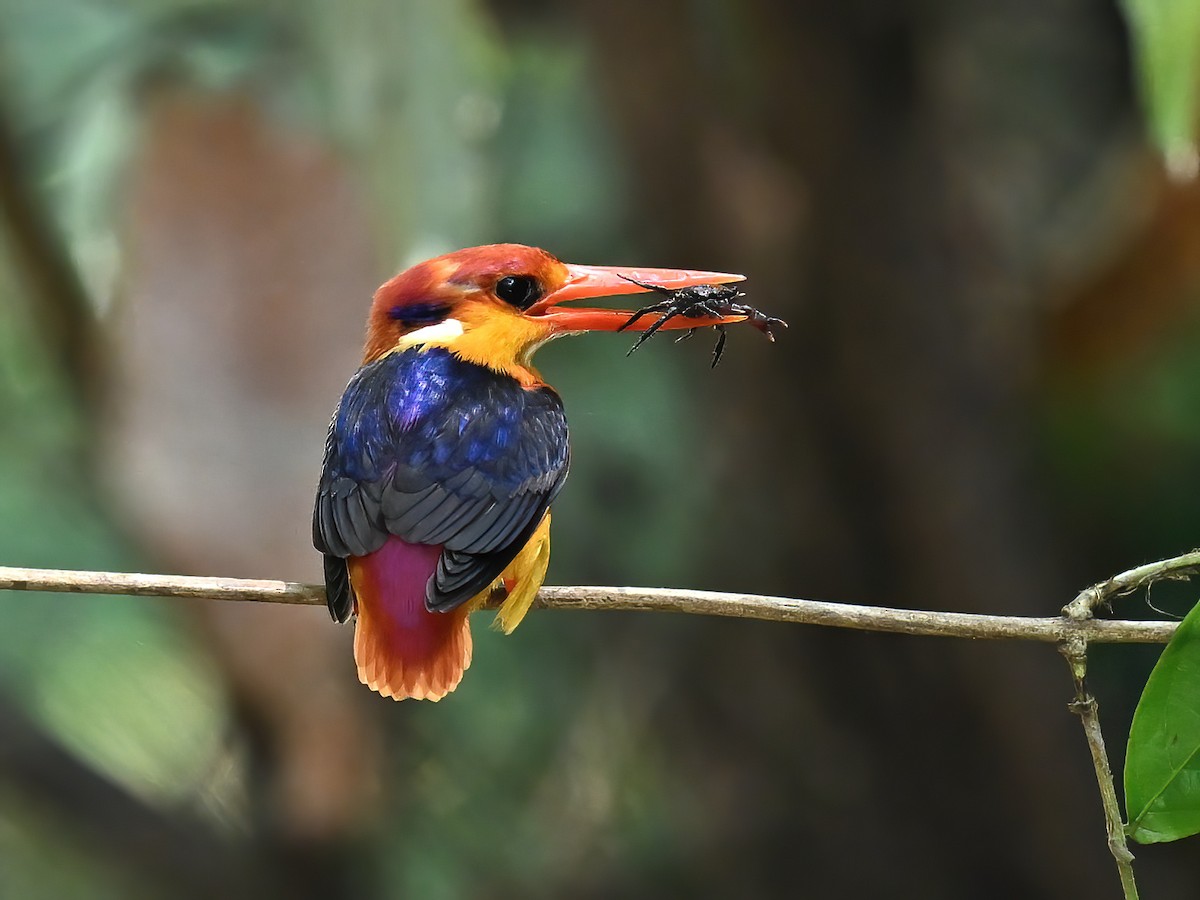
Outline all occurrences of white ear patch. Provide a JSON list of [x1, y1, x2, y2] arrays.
[[401, 318, 465, 346]]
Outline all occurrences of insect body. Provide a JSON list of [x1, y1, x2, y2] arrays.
[[616, 277, 787, 367]]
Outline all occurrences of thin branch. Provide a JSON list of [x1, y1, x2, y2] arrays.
[[1061, 634, 1139, 900], [1065, 549, 1200, 621], [0, 565, 1177, 644], [1051, 552, 1200, 898]]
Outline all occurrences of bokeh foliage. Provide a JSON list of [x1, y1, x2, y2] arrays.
[[0, 1, 724, 896], [4, 0, 1200, 898]]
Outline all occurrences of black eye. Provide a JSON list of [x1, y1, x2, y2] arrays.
[[495, 275, 542, 309]]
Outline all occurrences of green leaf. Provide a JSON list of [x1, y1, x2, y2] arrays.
[[1126, 597, 1200, 842], [1120, 0, 1200, 178]]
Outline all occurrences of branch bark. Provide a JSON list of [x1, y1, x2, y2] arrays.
[[1053, 552, 1198, 899], [0, 564, 1177, 644], [1065, 549, 1200, 620], [1061, 633, 1140, 900]]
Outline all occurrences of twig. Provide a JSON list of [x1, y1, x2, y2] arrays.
[[1061, 633, 1139, 900], [1052, 551, 1200, 899], [0, 565, 1177, 643], [1064, 549, 1200, 621]]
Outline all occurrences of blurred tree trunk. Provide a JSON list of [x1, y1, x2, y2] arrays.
[[105, 87, 382, 898], [493, 0, 1138, 896]]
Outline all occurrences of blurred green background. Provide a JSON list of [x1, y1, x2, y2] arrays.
[[2, 0, 1200, 897]]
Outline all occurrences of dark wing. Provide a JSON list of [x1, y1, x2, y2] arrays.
[[314, 348, 569, 617], [322, 551, 354, 622]]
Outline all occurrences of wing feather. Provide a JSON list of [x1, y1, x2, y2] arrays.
[[323, 553, 354, 622], [314, 348, 569, 614]]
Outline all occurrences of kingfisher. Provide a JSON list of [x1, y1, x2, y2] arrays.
[[313, 244, 745, 701]]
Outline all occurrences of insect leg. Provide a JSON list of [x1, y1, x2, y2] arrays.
[[710, 325, 728, 368], [625, 312, 677, 356]]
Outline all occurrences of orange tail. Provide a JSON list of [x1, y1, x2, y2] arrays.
[[347, 538, 472, 701]]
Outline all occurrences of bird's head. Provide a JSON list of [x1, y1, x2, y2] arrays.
[[364, 244, 745, 379]]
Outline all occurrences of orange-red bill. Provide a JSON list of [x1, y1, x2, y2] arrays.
[[529, 263, 747, 333]]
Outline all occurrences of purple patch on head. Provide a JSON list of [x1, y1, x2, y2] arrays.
[[389, 302, 449, 326]]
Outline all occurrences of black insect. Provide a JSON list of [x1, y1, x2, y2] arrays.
[[616, 277, 787, 367]]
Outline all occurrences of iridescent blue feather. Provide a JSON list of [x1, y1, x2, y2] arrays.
[[314, 347, 570, 616]]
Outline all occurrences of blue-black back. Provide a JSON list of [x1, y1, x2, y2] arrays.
[[314, 347, 570, 618]]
